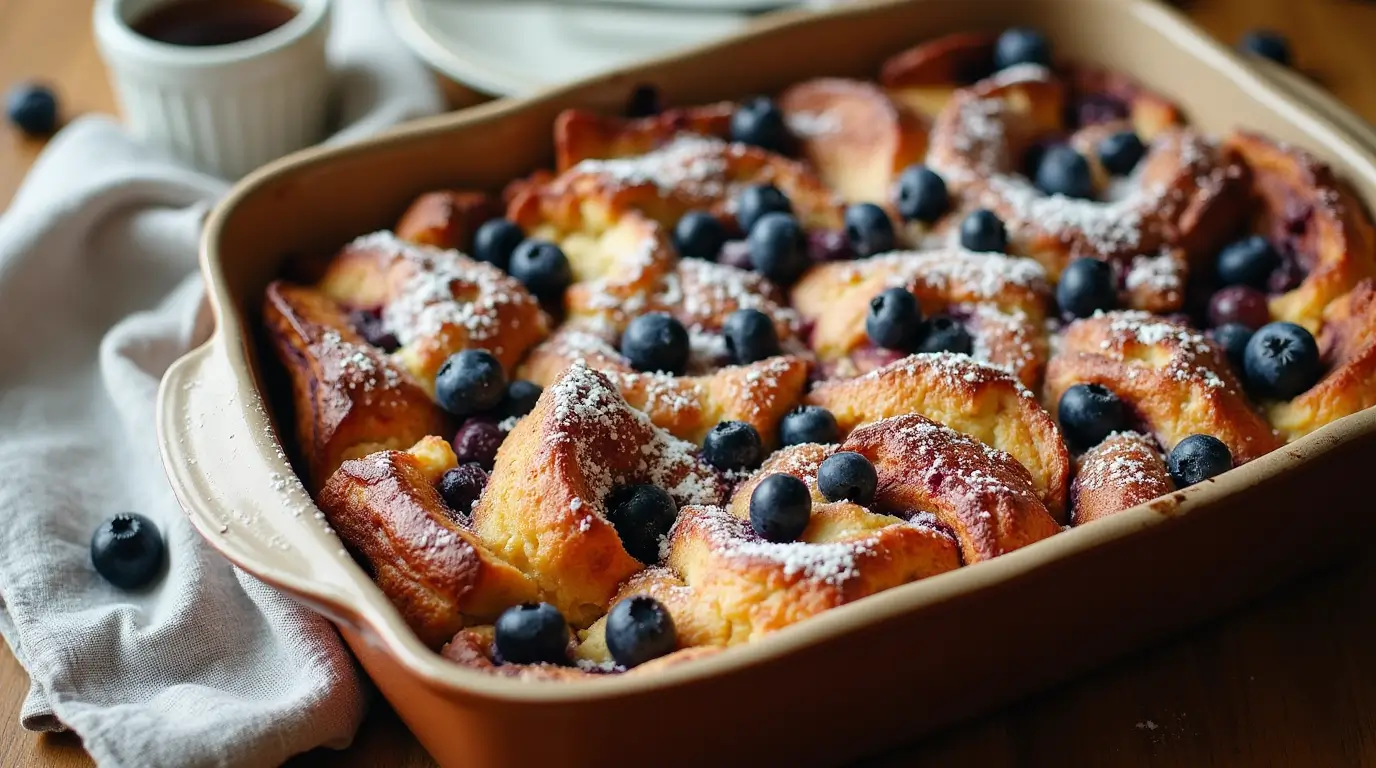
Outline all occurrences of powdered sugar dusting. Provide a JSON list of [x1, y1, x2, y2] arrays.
[[786, 110, 843, 138], [544, 363, 725, 515], [347, 231, 540, 348]]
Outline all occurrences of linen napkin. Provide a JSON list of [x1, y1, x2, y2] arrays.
[[0, 2, 444, 766]]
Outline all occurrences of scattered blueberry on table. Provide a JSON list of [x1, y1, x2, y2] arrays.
[[91, 513, 165, 590], [1239, 29, 1292, 67], [6, 82, 58, 136]]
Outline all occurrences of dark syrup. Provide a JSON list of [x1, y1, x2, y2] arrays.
[[132, 0, 297, 47]]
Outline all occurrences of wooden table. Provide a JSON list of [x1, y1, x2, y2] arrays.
[[2, 0, 1375, 765]]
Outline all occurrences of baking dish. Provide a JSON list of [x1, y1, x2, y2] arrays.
[[156, 0, 1376, 764]]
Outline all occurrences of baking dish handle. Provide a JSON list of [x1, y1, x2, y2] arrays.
[[156, 340, 376, 622]]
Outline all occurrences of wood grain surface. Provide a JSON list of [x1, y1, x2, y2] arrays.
[[1, 0, 1374, 765]]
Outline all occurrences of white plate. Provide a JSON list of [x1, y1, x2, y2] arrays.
[[386, 0, 795, 96]]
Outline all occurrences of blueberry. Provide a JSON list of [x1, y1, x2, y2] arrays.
[[807, 228, 854, 263], [499, 379, 543, 420], [493, 603, 569, 666], [842, 203, 896, 258], [472, 219, 524, 271], [817, 451, 878, 505], [778, 405, 840, 447], [1097, 131, 1146, 176], [348, 308, 399, 352], [718, 240, 753, 271], [914, 315, 973, 355], [1244, 321, 1322, 400], [508, 239, 572, 302], [435, 349, 507, 416], [736, 184, 792, 233], [723, 308, 780, 365], [673, 210, 727, 261], [6, 83, 57, 136], [91, 513, 165, 590], [866, 287, 923, 350], [1058, 383, 1128, 452], [1208, 285, 1270, 330], [625, 83, 662, 118], [1240, 30, 1292, 67], [748, 474, 812, 543], [605, 484, 678, 564], [731, 96, 789, 153], [1216, 236, 1280, 289], [702, 420, 763, 471], [620, 312, 690, 374], [1057, 258, 1117, 319], [605, 596, 677, 668], [1211, 323, 1254, 373], [959, 209, 1008, 253], [453, 418, 504, 469], [437, 464, 489, 519], [747, 212, 809, 285], [994, 28, 1052, 70], [895, 165, 949, 223], [1035, 145, 1094, 199], [1167, 434, 1233, 487]]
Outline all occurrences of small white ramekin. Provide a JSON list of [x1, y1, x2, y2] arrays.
[[94, 0, 332, 179]]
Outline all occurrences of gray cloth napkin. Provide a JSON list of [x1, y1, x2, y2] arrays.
[[0, 2, 444, 766]]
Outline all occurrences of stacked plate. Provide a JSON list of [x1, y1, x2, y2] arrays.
[[386, 0, 820, 96]]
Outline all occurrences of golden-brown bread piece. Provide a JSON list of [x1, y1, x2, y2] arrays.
[[519, 328, 808, 446], [319, 437, 539, 648], [313, 232, 549, 389], [1045, 311, 1282, 462], [1070, 431, 1174, 526], [441, 624, 720, 678], [777, 78, 928, 204], [581, 415, 1060, 652], [1269, 279, 1376, 439], [791, 249, 1051, 387], [557, 212, 680, 334], [737, 417, 1062, 562], [553, 102, 734, 172], [1225, 131, 1376, 333], [470, 364, 728, 627], [508, 134, 845, 238], [879, 32, 997, 119], [805, 353, 1071, 520], [564, 236, 803, 354], [925, 69, 1249, 311], [263, 281, 450, 491], [1064, 64, 1183, 140], [394, 189, 499, 252]]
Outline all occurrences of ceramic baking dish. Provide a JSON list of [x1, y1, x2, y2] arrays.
[[156, 0, 1376, 764]]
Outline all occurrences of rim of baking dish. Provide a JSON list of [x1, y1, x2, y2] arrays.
[[165, 0, 1376, 703]]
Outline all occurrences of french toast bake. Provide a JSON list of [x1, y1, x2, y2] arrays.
[[263, 28, 1376, 678]]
